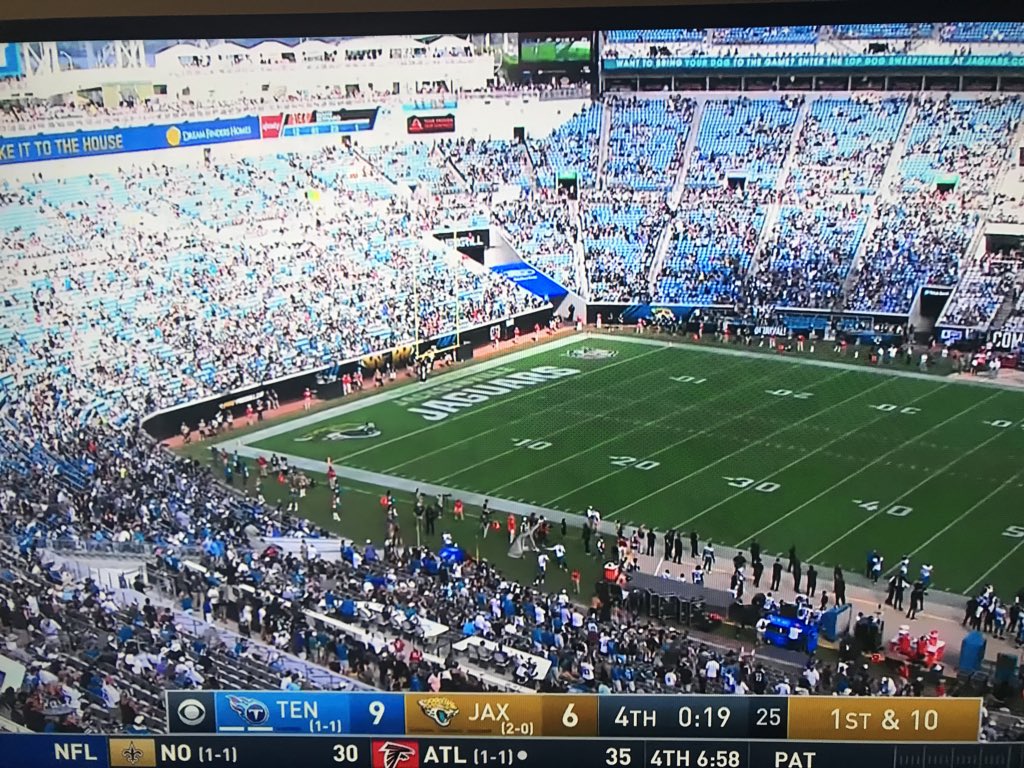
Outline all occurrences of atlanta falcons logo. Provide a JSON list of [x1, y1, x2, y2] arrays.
[[376, 741, 417, 768]]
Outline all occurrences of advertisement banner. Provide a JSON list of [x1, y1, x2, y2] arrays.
[[260, 108, 378, 139], [490, 262, 569, 302], [989, 329, 1024, 351], [433, 227, 490, 261], [407, 114, 456, 135], [603, 53, 1024, 72], [0, 116, 260, 165], [402, 98, 458, 112]]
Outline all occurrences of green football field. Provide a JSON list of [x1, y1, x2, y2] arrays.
[[240, 335, 1024, 597]]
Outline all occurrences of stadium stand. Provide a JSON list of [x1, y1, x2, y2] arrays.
[[0, 147, 544, 420], [605, 29, 705, 44], [846, 194, 981, 314], [529, 104, 603, 190], [447, 138, 534, 193], [656, 187, 768, 306], [582, 191, 670, 302], [899, 95, 1024, 203], [940, 22, 1024, 43], [829, 24, 934, 40], [748, 201, 869, 310], [687, 97, 801, 190], [940, 252, 1022, 328], [603, 95, 696, 192], [709, 26, 819, 45], [493, 196, 581, 293], [787, 96, 909, 197]]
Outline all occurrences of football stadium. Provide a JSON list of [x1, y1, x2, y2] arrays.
[[4, 18, 1024, 740]]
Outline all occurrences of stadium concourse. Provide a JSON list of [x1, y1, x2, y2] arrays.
[[2, 22, 1024, 739]]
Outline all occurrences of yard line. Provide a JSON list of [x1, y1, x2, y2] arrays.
[[694, 385, 948, 544], [597, 369, 857, 517], [342, 345, 666, 465], [480, 356, 754, 492], [964, 530, 1024, 594], [543, 364, 816, 508], [747, 390, 1003, 551], [899, 471, 1022, 566], [639, 374, 894, 527], [381, 346, 671, 473], [807, 394, 1009, 561]]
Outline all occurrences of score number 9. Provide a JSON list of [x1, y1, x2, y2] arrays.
[[368, 700, 387, 726]]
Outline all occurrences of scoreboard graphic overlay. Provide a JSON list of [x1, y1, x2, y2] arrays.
[[0, 694, 1009, 768], [164, 691, 981, 741]]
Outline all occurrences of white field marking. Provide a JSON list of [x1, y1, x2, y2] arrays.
[[238, 333, 586, 444], [747, 389, 1004, 550], [476, 356, 754, 492], [895, 471, 1022, 571], [679, 384, 948, 540], [808, 394, 1010, 561], [606, 368, 874, 519], [394, 345, 712, 478], [592, 332, 1024, 392], [964, 527, 1024, 594], [723, 384, 947, 545], [543, 363, 823, 508], [349, 345, 666, 465]]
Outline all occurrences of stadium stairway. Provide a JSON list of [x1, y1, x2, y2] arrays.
[[667, 99, 705, 209], [746, 97, 810, 275], [645, 219, 676, 296], [836, 101, 919, 310], [990, 265, 1024, 329], [597, 103, 613, 188]]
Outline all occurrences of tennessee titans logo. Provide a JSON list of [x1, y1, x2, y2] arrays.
[[417, 696, 459, 727], [227, 695, 270, 725]]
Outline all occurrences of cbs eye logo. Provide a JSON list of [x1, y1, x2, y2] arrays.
[[176, 698, 207, 726]]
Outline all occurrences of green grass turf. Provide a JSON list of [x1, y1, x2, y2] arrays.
[[220, 335, 1024, 598]]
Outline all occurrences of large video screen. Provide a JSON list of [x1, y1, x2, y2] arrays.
[[1, 13, 1024, 766]]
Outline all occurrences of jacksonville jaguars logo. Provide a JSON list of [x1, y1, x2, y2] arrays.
[[294, 422, 381, 442], [566, 347, 618, 360], [417, 696, 460, 727]]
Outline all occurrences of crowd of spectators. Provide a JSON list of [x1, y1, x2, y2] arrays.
[[446, 138, 534, 193], [788, 96, 909, 197], [847, 192, 980, 314], [900, 95, 1024, 207], [687, 96, 801, 190], [603, 95, 696, 191], [601, 22, 1024, 60], [940, 252, 1022, 328], [528, 104, 603, 190], [0, 146, 544, 423], [582, 190, 670, 302], [747, 200, 869, 310], [655, 187, 769, 306], [493, 193, 581, 293]]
